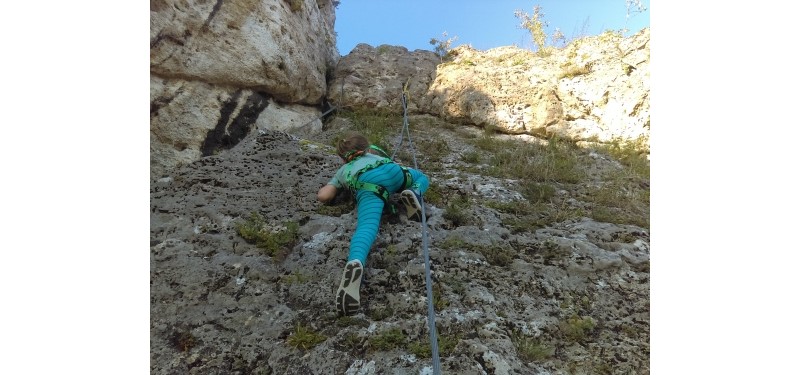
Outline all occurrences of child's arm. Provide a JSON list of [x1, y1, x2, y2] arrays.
[[317, 184, 338, 203]]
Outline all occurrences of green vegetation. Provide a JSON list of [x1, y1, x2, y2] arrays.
[[514, 5, 564, 55], [341, 332, 361, 350], [520, 182, 556, 203], [486, 199, 583, 234], [587, 136, 650, 227], [442, 195, 474, 227], [432, 283, 449, 310], [558, 62, 592, 79], [471, 135, 584, 184], [586, 176, 649, 227], [597, 136, 649, 177], [368, 328, 406, 351], [414, 137, 451, 164], [234, 212, 299, 257], [536, 238, 570, 263], [335, 316, 370, 328], [288, 0, 302, 12], [460, 151, 481, 164], [429, 31, 458, 62], [440, 274, 467, 296], [280, 269, 309, 284], [421, 183, 444, 206], [286, 323, 327, 351], [438, 236, 468, 250], [369, 306, 394, 321], [467, 132, 653, 230], [511, 330, 553, 362], [479, 244, 515, 267], [334, 109, 401, 154], [409, 333, 460, 358], [437, 235, 515, 266], [317, 201, 354, 217], [560, 315, 596, 342]]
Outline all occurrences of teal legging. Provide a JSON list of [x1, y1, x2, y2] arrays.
[[347, 163, 429, 265]]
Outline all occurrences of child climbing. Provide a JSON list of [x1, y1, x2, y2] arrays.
[[317, 132, 429, 316]]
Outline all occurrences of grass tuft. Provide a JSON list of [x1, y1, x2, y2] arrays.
[[234, 212, 299, 257], [286, 323, 327, 351]]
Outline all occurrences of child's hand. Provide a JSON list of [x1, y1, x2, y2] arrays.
[[317, 184, 338, 203]]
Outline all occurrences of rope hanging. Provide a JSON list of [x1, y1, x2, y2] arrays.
[[392, 82, 441, 374]]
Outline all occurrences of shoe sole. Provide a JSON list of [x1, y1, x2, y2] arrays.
[[336, 261, 363, 316], [400, 190, 423, 222]]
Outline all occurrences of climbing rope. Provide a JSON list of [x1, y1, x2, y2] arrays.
[[392, 82, 441, 374]]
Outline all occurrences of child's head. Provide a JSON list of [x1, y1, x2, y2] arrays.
[[337, 132, 370, 161]]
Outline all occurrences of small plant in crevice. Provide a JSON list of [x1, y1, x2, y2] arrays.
[[558, 62, 592, 79], [287, 0, 302, 12], [443, 195, 473, 227], [339, 332, 363, 353], [368, 327, 406, 352], [432, 283, 449, 310], [511, 330, 553, 362], [438, 236, 468, 251], [171, 328, 197, 352], [420, 183, 444, 206], [369, 306, 394, 321], [415, 137, 451, 163], [335, 315, 370, 328], [514, 5, 563, 56], [280, 269, 310, 284], [477, 244, 515, 267], [409, 332, 461, 358], [234, 212, 299, 258], [376, 45, 391, 54], [430, 31, 458, 62], [520, 181, 555, 203], [286, 322, 327, 351], [485, 199, 527, 215], [440, 274, 467, 296], [559, 315, 597, 343], [536, 238, 570, 264], [317, 201, 354, 217]]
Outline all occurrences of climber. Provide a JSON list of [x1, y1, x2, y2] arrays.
[[317, 131, 429, 316]]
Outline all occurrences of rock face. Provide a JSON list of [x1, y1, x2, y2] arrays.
[[327, 44, 441, 113], [332, 29, 650, 148], [150, 114, 650, 374], [150, 0, 338, 179], [150, 0, 336, 102]]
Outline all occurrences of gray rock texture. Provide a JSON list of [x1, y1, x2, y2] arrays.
[[150, 114, 650, 374]]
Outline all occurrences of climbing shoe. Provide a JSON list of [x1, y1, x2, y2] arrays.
[[400, 189, 423, 222], [335, 259, 363, 316]]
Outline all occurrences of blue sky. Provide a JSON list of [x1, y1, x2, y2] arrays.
[[335, 0, 650, 55]]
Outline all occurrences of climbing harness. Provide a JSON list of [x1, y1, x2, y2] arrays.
[[342, 145, 413, 214]]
